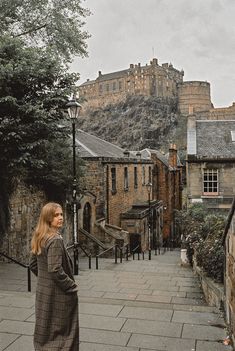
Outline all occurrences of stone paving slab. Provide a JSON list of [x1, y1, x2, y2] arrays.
[[172, 310, 225, 326], [78, 289, 105, 298], [171, 296, 206, 305], [119, 306, 173, 322], [149, 285, 179, 292], [80, 328, 130, 346], [152, 290, 186, 297], [0, 306, 33, 321], [122, 318, 182, 338], [173, 304, 218, 313], [182, 323, 227, 341], [128, 333, 196, 351], [0, 335, 33, 351], [196, 340, 232, 351], [80, 302, 123, 317], [80, 314, 126, 331], [179, 286, 202, 293], [0, 320, 34, 335], [103, 292, 138, 300], [80, 343, 138, 351], [0, 333, 19, 351], [136, 294, 172, 303], [119, 287, 153, 295]]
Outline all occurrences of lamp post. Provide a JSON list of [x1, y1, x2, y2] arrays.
[[66, 96, 82, 275], [146, 182, 152, 260]]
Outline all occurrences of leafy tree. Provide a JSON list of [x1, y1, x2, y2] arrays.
[[0, 35, 81, 238], [0, 0, 90, 61]]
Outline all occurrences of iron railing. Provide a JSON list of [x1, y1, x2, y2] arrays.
[[0, 252, 31, 292]]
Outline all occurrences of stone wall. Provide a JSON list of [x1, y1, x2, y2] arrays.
[[225, 203, 235, 345], [178, 81, 212, 115], [195, 103, 235, 121], [187, 162, 235, 210], [1, 182, 45, 262], [82, 158, 153, 228], [106, 161, 153, 227]]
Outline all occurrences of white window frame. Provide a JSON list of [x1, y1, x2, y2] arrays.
[[203, 169, 219, 196]]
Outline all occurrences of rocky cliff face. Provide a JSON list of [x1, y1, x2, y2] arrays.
[[79, 95, 187, 156]]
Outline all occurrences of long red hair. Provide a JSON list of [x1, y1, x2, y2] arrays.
[[31, 202, 62, 255]]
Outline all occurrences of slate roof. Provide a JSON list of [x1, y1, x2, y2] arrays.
[[79, 79, 96, 87], [132, 148, 176, 169], [76, 129, 135, 158], [147, 149, 170, 167], [97, 69, 129, 82], [196, 120, 235, 158], [80, 65, 150, 86]]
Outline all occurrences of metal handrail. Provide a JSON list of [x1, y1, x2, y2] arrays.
[[95, 244, 117, 269], [0, 252, 31, 292], [79, 245, 92, 269], [79, 228, 107, 250], [67, 243, 92, 269], [118, 243, 129, 262], [130, 245, 152, 261]]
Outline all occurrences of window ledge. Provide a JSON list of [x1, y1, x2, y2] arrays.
[[201, 195, 221, 198]]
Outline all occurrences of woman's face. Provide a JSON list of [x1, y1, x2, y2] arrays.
[[50, 207, 63, 230]]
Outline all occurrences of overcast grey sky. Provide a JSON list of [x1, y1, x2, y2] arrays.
[[71, 0, 235, 107]]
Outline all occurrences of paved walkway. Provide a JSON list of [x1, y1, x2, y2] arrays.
[[0, 250, 233, 351]]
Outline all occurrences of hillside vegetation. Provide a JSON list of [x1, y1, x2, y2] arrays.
[[79, 95, 187, 156]]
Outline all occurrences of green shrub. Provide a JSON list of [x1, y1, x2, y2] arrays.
[[196, 215, 225, 283], [176, 205, 226, 283]]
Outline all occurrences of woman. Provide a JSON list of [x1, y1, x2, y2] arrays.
[[30, 202, 79, 350]]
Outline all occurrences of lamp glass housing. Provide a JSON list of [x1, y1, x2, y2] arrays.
[[66, 99, 82, 120]]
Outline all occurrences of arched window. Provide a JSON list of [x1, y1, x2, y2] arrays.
[[83, 202, 91, 233]]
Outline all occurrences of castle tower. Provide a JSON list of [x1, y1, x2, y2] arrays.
[[178, 81, 212, 115]]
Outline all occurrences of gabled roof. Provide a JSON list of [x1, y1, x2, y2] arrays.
[[196, 120, 235, 158], [97, 69, 129, 82], [76, 129, 135, 158], [132, 148, 173, 168]]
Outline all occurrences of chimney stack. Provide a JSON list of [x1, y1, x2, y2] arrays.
[[168, 144, 177, 168]]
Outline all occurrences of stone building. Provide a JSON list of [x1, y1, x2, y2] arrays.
[[78, 57, 215, 116], [137, 144, 183, 247], [76, 129, 163, 252], [224, 198, 235, 345], [79, 58, 184, 111], [186, 116, 235, 211]]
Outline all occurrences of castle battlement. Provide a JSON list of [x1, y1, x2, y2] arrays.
[[79, 58, 184, 111]]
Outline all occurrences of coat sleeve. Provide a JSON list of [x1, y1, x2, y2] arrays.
[[29, 253, 38, 276], [47, 238, 78, 293]]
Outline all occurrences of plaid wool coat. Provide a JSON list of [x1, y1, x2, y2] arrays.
[[30, 234, 79, 350]]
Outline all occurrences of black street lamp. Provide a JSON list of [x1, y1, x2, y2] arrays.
[[66, 96, 82, 275], [146, 182, 152, 260]]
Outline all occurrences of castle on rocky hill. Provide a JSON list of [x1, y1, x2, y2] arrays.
[[78, 58, 214, 115]]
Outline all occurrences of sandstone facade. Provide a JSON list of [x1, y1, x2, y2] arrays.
[[79, 58, 184, 111], [78, 58, 218, 117]]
